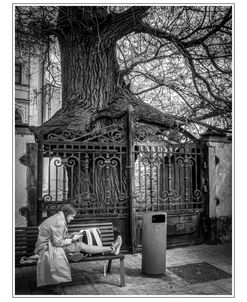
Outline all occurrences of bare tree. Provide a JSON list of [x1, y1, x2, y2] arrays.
[[15, 5, 232, 138]]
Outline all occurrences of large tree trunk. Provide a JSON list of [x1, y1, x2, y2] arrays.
[[58, 22, 120, 110]]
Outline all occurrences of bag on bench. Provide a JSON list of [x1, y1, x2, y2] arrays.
[[82, 228, 103, 247], [72, 227, 103, 257]]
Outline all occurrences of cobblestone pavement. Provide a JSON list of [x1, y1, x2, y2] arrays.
[[14, 243, 233, 297]]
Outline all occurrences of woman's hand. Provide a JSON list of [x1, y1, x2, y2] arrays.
[[67, 232, 77, 239], [72, 233, 83, 242]]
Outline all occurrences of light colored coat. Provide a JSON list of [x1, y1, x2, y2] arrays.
[[34, 211, 73, 287]]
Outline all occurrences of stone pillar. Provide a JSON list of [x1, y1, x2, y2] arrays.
[[15, 126, 35, 226], [201, 132, 232, 244], [19, 142, 38, 226]]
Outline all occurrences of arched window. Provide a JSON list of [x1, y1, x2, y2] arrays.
[[15, 109, 23, 124]]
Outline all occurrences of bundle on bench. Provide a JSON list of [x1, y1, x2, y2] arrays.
[[15, 222, 125, 287]]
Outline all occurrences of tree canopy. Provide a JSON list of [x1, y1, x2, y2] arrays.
[[15, 5, 232, 139]]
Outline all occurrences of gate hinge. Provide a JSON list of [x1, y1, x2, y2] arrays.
[[203, 185, 208, 192], [203, 161, 207, 169]]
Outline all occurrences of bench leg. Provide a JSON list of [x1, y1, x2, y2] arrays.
[[120, 258, 125, 287], [107, 259, 112, 273]]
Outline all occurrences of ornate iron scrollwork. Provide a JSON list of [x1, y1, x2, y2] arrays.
[[133, 120, 199, 145], [97, 126, 126, 143], [141, 155, 162, 167], [67, 156, 77, 168], [54, 157, 63, 167], [134, 123, 159, 143], [192, 189, 202, 201], [43, 194, 52, 202], [47, 130, 78, 141], [53, 155, 78, 168], [160, 190, 180, 202], [44, 117, 127, 144], [176, 156, 194, 167]]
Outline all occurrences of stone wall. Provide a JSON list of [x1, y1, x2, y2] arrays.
[[203, 134, 232, 243]]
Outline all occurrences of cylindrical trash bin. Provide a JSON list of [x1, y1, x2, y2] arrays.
[[142, 212, 167, 275]]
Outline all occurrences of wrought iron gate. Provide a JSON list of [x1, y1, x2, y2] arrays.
[[37, 118, 130, 248], [132, 144, 204, 212], [129, 119, 207, 251], [36, 111, 207, 251], [38, 144, 128, 215]]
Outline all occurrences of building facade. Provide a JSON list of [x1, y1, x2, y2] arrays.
[[15, 56, 61, 226]]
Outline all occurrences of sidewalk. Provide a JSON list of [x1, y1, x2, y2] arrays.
[[14, 242, 232, 296]]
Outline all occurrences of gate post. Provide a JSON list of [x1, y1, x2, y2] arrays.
[[26, 143, 38, 226], [19, 143, 38, 226], [200, 132, 232, 244], [127, 105, 136, 253]]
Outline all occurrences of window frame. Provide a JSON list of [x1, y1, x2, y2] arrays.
[[15, 63, 22, 84]]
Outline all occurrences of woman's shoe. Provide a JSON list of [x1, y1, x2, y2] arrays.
[[112, 236, 122, 255]]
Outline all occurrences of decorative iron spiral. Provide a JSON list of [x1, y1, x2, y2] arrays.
[[111, 128, 125, 142], [110, 157, 119, 167], [119, 193, 127, 203], [141, 156, 150, 166], [193, 189, 201, 199], [90, 193, 97, 202], [66, 156, 78, 168], [97, 157, 106, 167], [54, 157, 62, 167], [178, 134, 189, 144], [47, 133, 58, 141], [62, 130, 75, 140], [43, 194, 52, 202]]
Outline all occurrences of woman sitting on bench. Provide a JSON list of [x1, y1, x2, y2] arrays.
[[34, 204, 122, 288]]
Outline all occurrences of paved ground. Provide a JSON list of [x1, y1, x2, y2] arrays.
[[14, 242, 233, 296]]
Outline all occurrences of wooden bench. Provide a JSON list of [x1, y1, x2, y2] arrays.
[[15, 222, 125, 287]]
